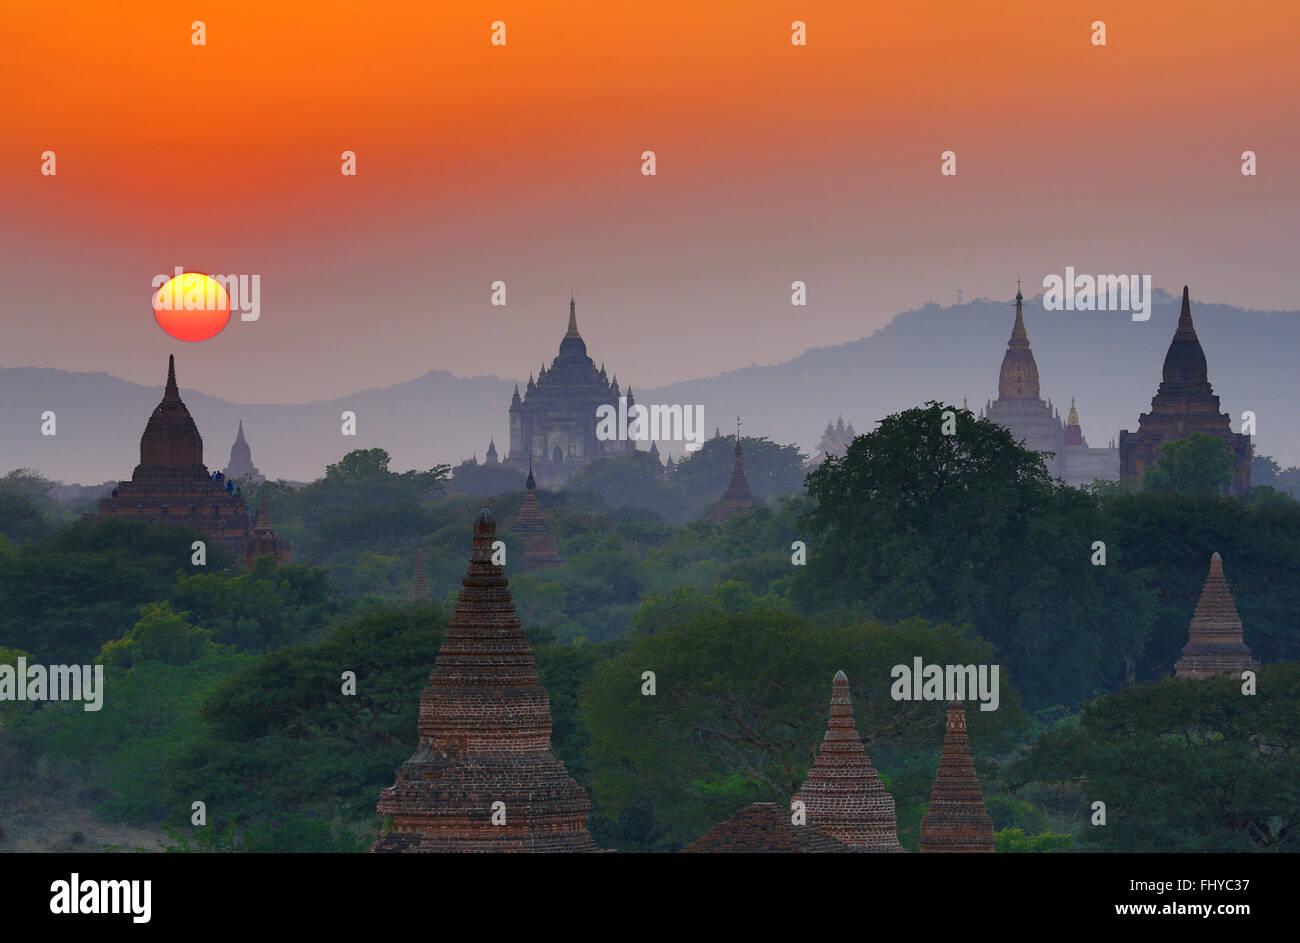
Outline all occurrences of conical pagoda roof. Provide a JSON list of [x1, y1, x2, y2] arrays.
[[792, 671, 903, 852], [918, 699, 995, 853], [1174, 552, 1260, 678], [373, 509, 599, 852], [137, 354, 206, 475]]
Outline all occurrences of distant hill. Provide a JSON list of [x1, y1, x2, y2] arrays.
[[640, 288, 1298, 468], [2, 288, 1295, 484]]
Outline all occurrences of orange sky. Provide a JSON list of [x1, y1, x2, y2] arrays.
[[2, 0, 1298, 400]]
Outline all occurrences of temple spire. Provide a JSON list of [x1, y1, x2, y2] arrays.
[[235, 419, 246, 443], [1177, 285, 1194, 332], [566, 294, 580, 338], [165, 354, 179, 398], [996, 282, 1041, 400]]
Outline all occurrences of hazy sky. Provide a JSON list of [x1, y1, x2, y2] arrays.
[[3, 1, 1298, 402]]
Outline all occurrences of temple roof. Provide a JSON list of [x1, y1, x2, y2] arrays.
[[137, 354, 206, 473], [997, 286, 1041, 401], [1160, 286, 1211, 390]]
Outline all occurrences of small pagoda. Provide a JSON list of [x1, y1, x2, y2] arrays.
[[918, 699, 995, 853], [406, 547, 433, 602], [1173, 552, 1261, 679], [512, 463, 563, 571], [710, 418, 756, 525], [792, 671, 904, 852]]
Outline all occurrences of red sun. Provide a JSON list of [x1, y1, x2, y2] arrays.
[[153, 273, 231, 342]]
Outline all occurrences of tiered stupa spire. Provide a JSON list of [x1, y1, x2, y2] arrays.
[[406, 547, 432, 602], [1173, 553, 1261, 679], [512, 461, 563, 571], [997, 284, 1041, 400], [792, 671, 903, 852], [373, 509, 599, 852], [710, 417, 756, 524], [918, 699, 995, 853]]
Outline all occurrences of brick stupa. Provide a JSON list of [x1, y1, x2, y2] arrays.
[[94, 355, 251, 557], [512, 465, 563, 571], [918, 699, 995, 853], [682, 803, 852, 853], [372, 508, 600, 852], [792, 671, 904, 852], [710, 422, 757, 525], [406, 547, 432, 602], [1174, 552, 1261, 679]]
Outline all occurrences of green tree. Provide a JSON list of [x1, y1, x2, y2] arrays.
[[99, 602, 218, 667], [1142, 433, 1234, 495], [581, 605, 1024, 851], [797, 402, 1154, 707], [0, 468, 60, 542], [1012, 665, 1300, 851]]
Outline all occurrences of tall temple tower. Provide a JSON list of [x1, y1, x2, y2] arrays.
[[1173, 553, 1261, 679], [982, 284, 1118, 487], [223, 420, 265, 482], [512, 464, 563, 571], [918, 699, 995, 853], [373, 508, 600, 852], [94, 355, 251, 557], [1120, 287, 1251, 494], [504, 297, 635, 488], [792, 671, 904, 852], [710, 421, 757, 524]]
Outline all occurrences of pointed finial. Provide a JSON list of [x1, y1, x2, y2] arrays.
[[165, 354, 179, 397], [566, 294, 580, 338], [1178, 285, 1194, 330], [1016, 276, 1022, 302], [526, 452, 535, 490]]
